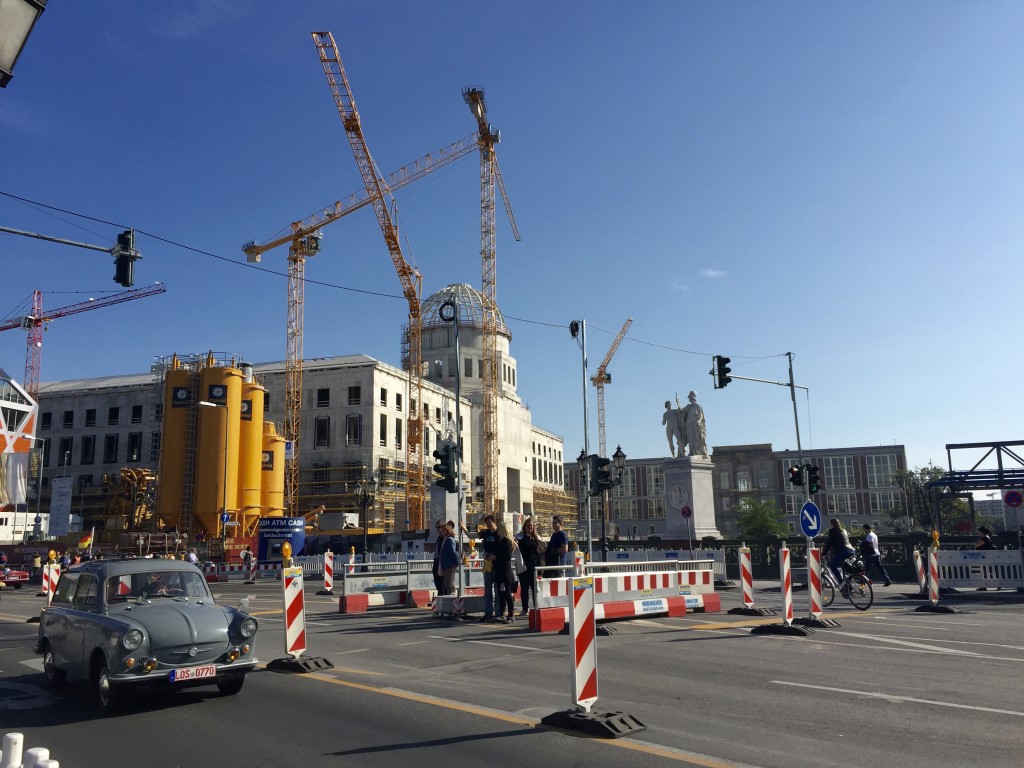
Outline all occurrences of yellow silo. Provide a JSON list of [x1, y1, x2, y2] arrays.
[[237, 363, 266, 525], [157, 358, 191, 531], [194, 364, 242, 537], [261, 421, 286, 517]]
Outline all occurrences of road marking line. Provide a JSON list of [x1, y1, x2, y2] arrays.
[[873, 635, 1024, 652], [791, 634, 1023, 661], [333, 648, 371, 655], [771, 680, 1024, 717], [428, 635, 566, 654], [828, 631, 981, 656], [397, 641, 431, 646]]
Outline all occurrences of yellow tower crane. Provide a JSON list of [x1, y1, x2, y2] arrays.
[[312, 30, 439, 529], [242, 134, 479, 517], [592, 317, 633, 459], [463, 86, 520, 521]]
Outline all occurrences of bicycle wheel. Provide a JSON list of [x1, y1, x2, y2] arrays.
[[846, 575, 873, 610], [820, 579, 835, 608]]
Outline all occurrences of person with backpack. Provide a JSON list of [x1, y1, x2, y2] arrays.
[[822, 518, 855, 581], [860, 524, 891, 587]]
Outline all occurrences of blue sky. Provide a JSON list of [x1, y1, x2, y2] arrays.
[[2, 2, 1022, 474]]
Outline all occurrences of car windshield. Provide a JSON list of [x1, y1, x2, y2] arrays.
[[105, 570, 211, 603]]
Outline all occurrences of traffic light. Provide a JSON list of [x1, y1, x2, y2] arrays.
[[807, 465, 821, 494], [589, 455, 614, 496], [113, 229, 138, 287], [788, 466, 804, 487], [432, 442, 458, 493], [713, 355, 732, 389]]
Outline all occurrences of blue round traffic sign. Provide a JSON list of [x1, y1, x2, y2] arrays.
[[799, 501, 822, 537], [220, 513, 230, 523]]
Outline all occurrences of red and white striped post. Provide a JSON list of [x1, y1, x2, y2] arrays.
[[928, 547, 940, 605], [779, 542, 793, 627], [346, 546, 356, 575], [574, 550, 585, 577], [569, 576, 598, 712], [913, 549, 927, 593], [243, 553, 258, 584], [317, 549, 334, 595], [807, 547, 823, 618], [39, 564, 60, 604], [739, 545, 754, 609], [281, 565, 307, 659]]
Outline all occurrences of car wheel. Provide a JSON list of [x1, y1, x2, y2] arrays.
[[42, 646, 66, 688], [13, 583, 22, 590], [217, 675, 245, 696], [95, 660, 120, 714]]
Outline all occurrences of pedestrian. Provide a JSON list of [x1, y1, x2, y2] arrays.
[[492, 521, 518, 624], [431, 521, 446, 596], [860, 524, 892, 587], [240, 545, 253, 567], [822, 518, 856, 581], [478, 515, 501, 621], [518, 517, 544, 614], [437, 523, 460, 596], [0, 551, 6, 567], [187, 549, 199, 565], [974, 526, 995, 550], [545, 516, 570, 569]]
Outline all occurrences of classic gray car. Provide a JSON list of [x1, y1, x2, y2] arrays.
[[37, 557, 258, 713]]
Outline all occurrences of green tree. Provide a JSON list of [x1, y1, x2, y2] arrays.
[[737, 498, 788, 538], [893, 466, 972, 534]]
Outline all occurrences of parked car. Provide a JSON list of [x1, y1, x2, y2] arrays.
[[0, 568, 30, 589], [36, 557, 258, 713]]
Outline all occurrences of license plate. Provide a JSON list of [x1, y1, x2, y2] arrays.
[[170, 664, 217, 682]]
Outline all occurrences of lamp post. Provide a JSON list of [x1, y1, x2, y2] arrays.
[[604, 445, 627, 560], [358, 474, 378, 570], [0, 0, 47, 88], [198, 401, 229, 550]]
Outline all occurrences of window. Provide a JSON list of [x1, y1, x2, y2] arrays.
[[317, 388, 330, 408], [736, 470, 751, 493], [435, 407, 441, 424], [395, 393, 403, 412], [826, 493, 857, 515], [869, 492, 899, 516], [149, 432, 161, 462], [42, 438, 51, 467], [312, 463, 330, 494], [265, 393, 271, 411], [824, 456, 854, 490], [757, 466, 771, 489], [314, 416, 330, 448], [127, 432, 143, 462], [85, 409, 96, 427], [395, 418, 403, 449], [108, 407, 119, 426], [348, 386, 361, 405], [648, 499, 666, 519], [645, 466, 665, 497], [719, 471, 730, 490], [131, 405, 143, 424], [465, 357, 473, 378], [866, 454, 898, 488], [379, 414, 387, 447], [784, 495, 803, 515], [612, 467, 636, 497], [63, 410, 74, 429], [612, 499, 638, 519], [41, 412, 52, 430], [81, 435, 96, 465], [103, 434, 119, 464], [345, 414, 362, 446], [379, 388, 387, 406], [154, 403, 163, 423], [58, 437, 73, 466]]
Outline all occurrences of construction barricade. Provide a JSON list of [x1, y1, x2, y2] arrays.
[[528, 558, 720, 632], [339, 559, 486, 614]]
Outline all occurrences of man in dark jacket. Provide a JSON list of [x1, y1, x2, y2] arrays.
[[479, 515, 500, 621]]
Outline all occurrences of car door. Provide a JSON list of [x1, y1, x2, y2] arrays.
[[67, 573, 101, 676], [44, 573, 79, 672]]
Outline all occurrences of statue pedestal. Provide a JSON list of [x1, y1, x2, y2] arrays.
[[663, 456, 720, 540]]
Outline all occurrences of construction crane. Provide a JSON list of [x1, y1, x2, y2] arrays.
[[312, 30, 437, 529], [463, 86, 521, 521], [0, 283, 167, 399], [242, 134, 478, 516], [591, 317, 632, 459]]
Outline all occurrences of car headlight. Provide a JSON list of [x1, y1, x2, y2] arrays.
[[123, 629, 144, 651], [239, 617, 257, 638]]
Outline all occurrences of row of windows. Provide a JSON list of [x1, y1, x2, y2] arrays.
[[532, 458, 564, 486], [782, 492, 901, 516], [717, 455, 900, 492], [40, 404, 149, 430], [311, 413, 458, 452], [41, 432, 156, 467]]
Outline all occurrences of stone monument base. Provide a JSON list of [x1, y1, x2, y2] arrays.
[[663, 456, 720, 540]]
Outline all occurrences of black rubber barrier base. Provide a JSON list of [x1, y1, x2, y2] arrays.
[[558, 624, 618, 636], [750, 622, 815, 636], [915, 603, 961, 614], [728, 606, 776, 616], [793, 616, 841, 628], [540, 709, 647, 738], [315, 588, 335, 595], [267, 655, 335, 673]]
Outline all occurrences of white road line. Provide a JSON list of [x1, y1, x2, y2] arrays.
[[791, 634, 1024, 662], [772, 680, 1024, 717], [398, 641, 431, 646], [333, 648, 371, 655], [428, 635, 566, 654], [21, 659, 43, 672], [866, 616, 993, 627], [874, 635, 1024, 652], [829, 631, 981, 656]]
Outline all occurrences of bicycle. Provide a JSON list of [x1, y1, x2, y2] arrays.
[[819, 556, 874, 610]]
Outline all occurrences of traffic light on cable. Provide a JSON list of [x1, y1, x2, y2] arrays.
[[788, 466, 804, 487], [807, 465, 821, 494], [713, 356, 732, 389]]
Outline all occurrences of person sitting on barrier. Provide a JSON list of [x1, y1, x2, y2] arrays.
[[479, 515, 501, 622], [546, 516, 570, 569], [822, 518, 856, 581], [860, 524, 892, 587], [493, 521, 519, 624], [437, 523, 460, 596], [518, 517, 544, 614]]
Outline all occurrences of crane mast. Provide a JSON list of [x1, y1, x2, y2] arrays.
[[0, 283, 167, 399], [312, 31, 428, 528], [463, 86, 520, 522], [591, 317, 632, 459]]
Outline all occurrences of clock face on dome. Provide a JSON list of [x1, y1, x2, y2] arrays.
[[669, 485, 689, 509]]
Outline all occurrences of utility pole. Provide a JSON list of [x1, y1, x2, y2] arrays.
[[571, 320, 592, 559]]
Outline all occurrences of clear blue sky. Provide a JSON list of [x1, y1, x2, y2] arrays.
[[3, 2, 1022, 474]]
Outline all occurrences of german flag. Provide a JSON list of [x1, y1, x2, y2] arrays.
[[79, 530, 93, 548]]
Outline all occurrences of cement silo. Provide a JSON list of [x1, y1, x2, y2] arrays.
[[261, 421, 286, 517], [157, 358, 193, 531], [237, 363, 266, 525], [194, 362, 242, 536]]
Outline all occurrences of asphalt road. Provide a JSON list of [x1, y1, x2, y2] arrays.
[[1, 578, 1021, 768]]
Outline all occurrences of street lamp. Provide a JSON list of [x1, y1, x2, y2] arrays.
[[198, 401, 229, 549], [0, 0, 47, 88], [603, 445, 627, 560], [357, 474, 378, 570]]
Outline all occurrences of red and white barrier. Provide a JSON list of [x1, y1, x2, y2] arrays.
[[323, 550, 334, 592], [913, 549, 927, 592], [282, 566, 307, 659], [39, 564, 60, 604], [779, 543, 793, 627], [739, 546, 754, 608], [807, 547, 822, 618], [244, 556, 258, 584], [346, 548, 356, 575], [928, 547, 939, 605], [574, 551, 585, 577], [570, 576, 599, 712]]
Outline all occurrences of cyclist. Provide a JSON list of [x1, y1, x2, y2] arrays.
[[822, 518, 856, 582]]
